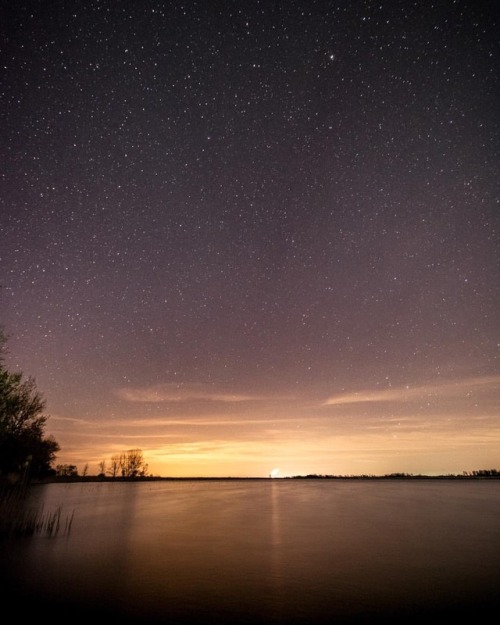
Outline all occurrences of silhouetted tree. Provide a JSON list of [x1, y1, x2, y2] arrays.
[[56, 464, 78, 477], [98, 460, 106, 476], [0, 328, 59, 480], [119, 449, 148, 478], [108, 454, 121, 477]]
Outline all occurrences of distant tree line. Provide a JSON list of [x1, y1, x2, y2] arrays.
[[465, 469, 500, 477], [289, 470, 500, 479], [55, 449, 149, 479]]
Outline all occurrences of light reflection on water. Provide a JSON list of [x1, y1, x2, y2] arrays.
[[2, 479, 500, 624]]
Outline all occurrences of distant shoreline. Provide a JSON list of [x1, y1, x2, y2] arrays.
[[30, 473, 500, 484]]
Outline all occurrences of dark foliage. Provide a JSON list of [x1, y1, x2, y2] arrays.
[[0, 329, 59, 480]]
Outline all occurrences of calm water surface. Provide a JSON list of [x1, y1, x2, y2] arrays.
[[2, 479, 500, 624]]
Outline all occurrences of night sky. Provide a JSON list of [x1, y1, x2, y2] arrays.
[[1, 0, 499, 477]]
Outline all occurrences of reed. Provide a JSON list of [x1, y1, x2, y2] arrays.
[[0, 482, 75, 539]]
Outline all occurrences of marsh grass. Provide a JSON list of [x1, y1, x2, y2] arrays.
[[0, 482, 75, 539]]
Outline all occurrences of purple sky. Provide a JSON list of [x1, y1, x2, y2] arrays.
[[1, 0, 499, 477]]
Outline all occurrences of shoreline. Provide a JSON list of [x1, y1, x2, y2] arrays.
[[28, 473, 500, 484]]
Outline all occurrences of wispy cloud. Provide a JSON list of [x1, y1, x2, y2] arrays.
[[49, 415, 91, 424], [323, 375, 500, 406], [116, 382, 277, 403], [87, 416, 305, 429]]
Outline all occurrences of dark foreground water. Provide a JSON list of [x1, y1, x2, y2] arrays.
[[2, 479, 500, 624]]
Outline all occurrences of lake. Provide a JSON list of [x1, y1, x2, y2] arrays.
[[2, 479, 500, 624]]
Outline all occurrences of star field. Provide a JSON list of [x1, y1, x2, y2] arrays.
[[1, 0, 499, 476]]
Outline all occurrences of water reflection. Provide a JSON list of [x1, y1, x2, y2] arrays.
[[2, 479, 500, 624], [268, 480, 286, 621]]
